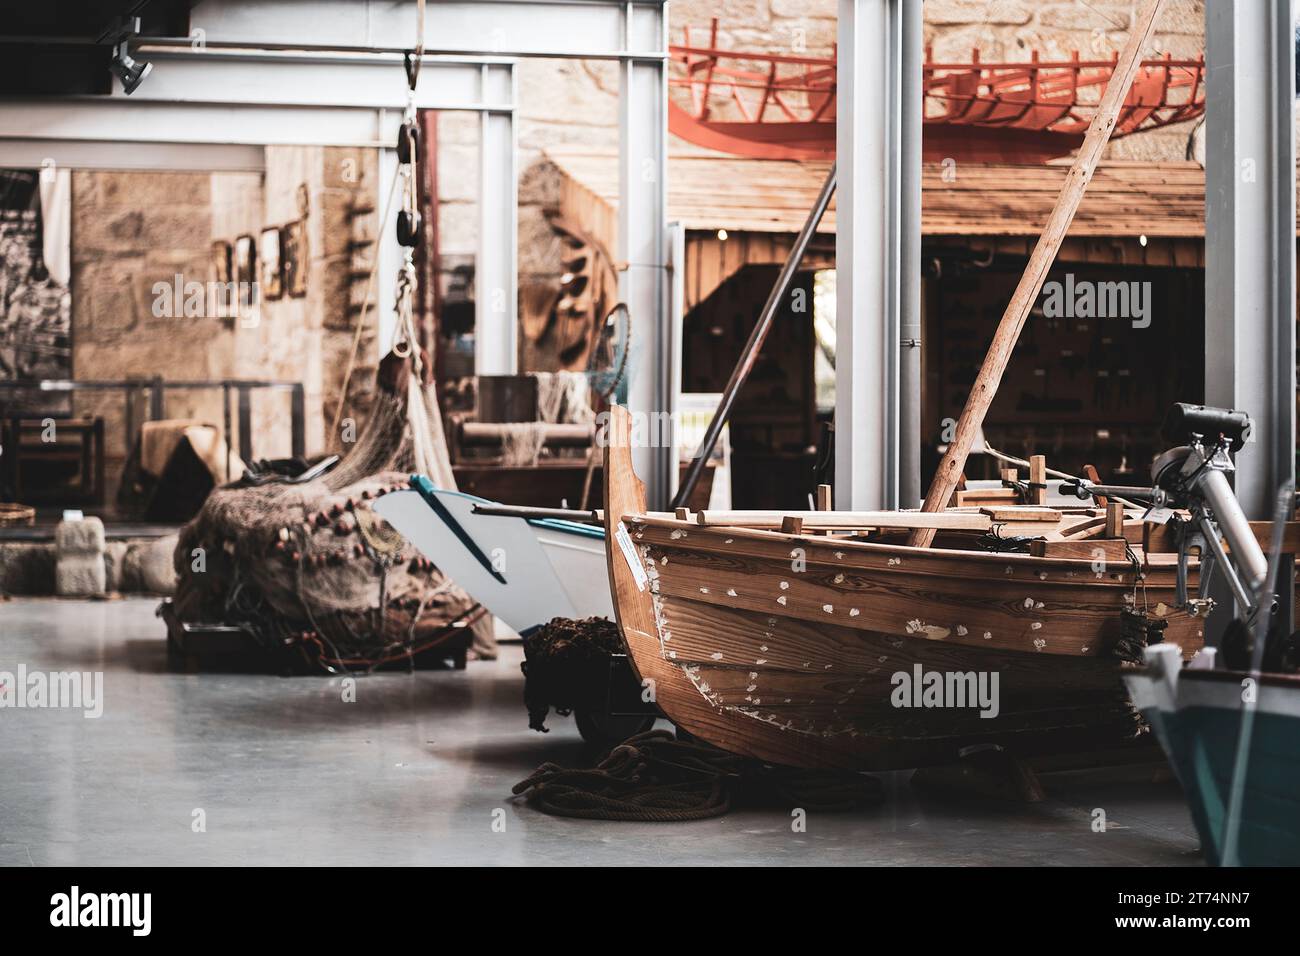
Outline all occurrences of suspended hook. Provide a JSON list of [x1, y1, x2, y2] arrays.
[[404, 0, 426, 92]]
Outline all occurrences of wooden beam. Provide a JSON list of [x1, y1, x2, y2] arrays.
[[693, 510, 994, 531], [979, 507, 1061, 523], [956, 487, 1018, 507], [816, 484, 833, 511], [907, 0, 1166, 548], [1061, 516, 1107, 539], [1028, 455, 1047, 506], [1030, 538, 1129, 562], [1105, 502, 1126, 539], [1144, 520, 1300, 555]]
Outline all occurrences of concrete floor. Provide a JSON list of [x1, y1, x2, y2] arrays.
[[1, 598, 1205, 866]]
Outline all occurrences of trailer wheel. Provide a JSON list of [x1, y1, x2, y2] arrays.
[[573, 709, 656, 748]]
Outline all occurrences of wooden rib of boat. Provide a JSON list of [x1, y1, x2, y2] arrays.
[[603, 404, 1204, 771]]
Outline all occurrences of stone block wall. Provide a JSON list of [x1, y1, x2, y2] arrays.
[[71, 170, 243, 503], [69, 146, 377, 510]]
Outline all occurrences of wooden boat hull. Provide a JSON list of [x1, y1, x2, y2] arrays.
[[603, 405, 1203, 770], [1124, 646, 1300, 866]]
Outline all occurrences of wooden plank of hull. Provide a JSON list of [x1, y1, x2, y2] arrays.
[[1029, 538, 1129, 561], [658, 597, 1135, 697], [631, 516, 1185, 589]]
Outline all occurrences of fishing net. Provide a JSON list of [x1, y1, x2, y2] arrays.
[[172, 352, 487, 671], [533, 370, 595, 425], [491, 373, 594, 466], [325, 354, 455, 491], [498, 422, 548, 467], [521, 616, 624, 732]]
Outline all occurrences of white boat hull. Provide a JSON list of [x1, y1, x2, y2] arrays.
[[374, 481, 612, 636]]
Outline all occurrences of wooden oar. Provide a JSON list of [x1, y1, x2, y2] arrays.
[[908, 0, 1165, 548]]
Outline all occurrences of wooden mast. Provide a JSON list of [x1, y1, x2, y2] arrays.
[[908, 0, 1165, 548]]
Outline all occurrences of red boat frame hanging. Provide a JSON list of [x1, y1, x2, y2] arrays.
[[669, 19, 1205, 164]]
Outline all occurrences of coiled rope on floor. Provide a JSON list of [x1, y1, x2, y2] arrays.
[[512, 730, 882, 822]]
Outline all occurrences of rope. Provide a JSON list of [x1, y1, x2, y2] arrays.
[[513, 731, 736, 821], [512, 729, 882, 822], [331, 0, 426, 440], [981, 442, 1141, 509]]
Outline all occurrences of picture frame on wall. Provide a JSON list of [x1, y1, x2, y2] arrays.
[[233, 234, 256, 316], [209, 240, 232, 318], [259, 227, 283, 300], [281, 220, 308, 298]]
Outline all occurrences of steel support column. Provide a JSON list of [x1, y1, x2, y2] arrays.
[[898, 0, 923, 509], [618, 1, 671, 509], [667, 220, 687, 504], [476, 65, 519, 375], [1204, 0, 1296, 636], [835, 0, 921, 511]]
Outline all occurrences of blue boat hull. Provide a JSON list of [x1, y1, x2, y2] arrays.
[[1141, 703, 1300, 865], [1126, 646, 1300, 866]]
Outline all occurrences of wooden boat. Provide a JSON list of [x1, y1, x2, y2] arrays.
[[599, 2, 1208, 771], [602, 404, 1204, 770], [669, 18, 1205, 163], [1125, 645, 1300, 866]]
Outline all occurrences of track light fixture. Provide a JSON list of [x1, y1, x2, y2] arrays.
[[99, 14, 152, 95], [109, 41, 152, 94]]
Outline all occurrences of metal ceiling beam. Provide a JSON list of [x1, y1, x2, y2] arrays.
[[1204, 0, 1296, 637], [0, 52, 513, 149], [0, 140, 264, 171], [122, 48, 512, 109], [0, 101, 435, 149], [175, 0, 668, 61]]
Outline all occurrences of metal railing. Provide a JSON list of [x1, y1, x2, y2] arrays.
[[0, 378, 306, 483]]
